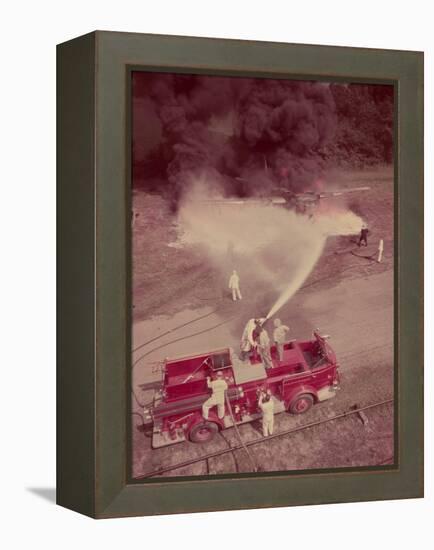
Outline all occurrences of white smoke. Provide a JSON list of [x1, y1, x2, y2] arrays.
[[173, 179, 364, 314]]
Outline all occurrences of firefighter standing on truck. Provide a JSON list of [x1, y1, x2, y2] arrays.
[[258, 389, 274, 436], [258, 325, 273, 369], [240, 318, 264, 361], [202, 371, 228, 420], [273, 318, 289, 361]]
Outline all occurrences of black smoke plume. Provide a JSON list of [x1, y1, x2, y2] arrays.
[[133, 73, 389, 207]]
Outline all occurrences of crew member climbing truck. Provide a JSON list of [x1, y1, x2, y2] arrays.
[[143, 331, 340, 448]]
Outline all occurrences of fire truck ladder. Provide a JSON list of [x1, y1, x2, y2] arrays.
[[224, 392, 258, 473]]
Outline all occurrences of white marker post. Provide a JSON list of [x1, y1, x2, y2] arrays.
[[377, 239, 384, 263]]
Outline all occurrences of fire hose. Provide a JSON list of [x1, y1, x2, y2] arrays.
[[224, 391, 258, 473]]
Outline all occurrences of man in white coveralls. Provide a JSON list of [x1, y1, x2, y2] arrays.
[[273, 318, 290, 361], [202, 371, 228, 420], [228, 270, 242, 301], [258, 325, 273, 369], [240, 318, 265, 361], [258, 389, 275, 436]]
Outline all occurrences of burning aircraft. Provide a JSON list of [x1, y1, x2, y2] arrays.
[[199, 184, 370, 216]]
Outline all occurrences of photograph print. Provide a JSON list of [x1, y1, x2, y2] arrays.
[[130, 71, 394, 480]]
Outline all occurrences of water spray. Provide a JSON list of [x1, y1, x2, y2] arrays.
[[265, 211, 365, 321], [265, 237, 325, 320]]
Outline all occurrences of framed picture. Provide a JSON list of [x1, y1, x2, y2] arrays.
[[57, 31, 423, 518]]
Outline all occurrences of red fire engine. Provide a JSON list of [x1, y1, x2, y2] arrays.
[[143, 331, 340, 448]]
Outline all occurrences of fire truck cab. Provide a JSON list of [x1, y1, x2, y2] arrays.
[[143, 330, 340, 448]]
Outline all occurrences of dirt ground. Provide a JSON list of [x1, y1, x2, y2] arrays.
[[131, 165, 394, 478]]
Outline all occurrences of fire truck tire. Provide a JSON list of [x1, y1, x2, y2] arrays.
[[189, 421, 219, 443], [288, 393, 314, 414]]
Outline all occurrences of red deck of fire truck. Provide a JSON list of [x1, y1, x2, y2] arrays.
[[142, 330, 340, 448]]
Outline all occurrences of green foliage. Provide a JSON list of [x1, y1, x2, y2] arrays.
[[326, 84, 394, 167]]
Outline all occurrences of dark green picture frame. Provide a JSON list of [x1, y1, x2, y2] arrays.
[[57, 31, 423, 518]]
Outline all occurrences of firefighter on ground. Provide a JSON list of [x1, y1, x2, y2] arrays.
[[202, 371, 228, 420], [358, 224, 369, 247], [240, 318, 264, 361], [258, 325, 273, 369], [258, 389, 274, 436], [273, 318, 289, 361], [228, 270, 242, 301]]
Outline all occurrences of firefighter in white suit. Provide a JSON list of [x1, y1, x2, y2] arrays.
[[228, 270, 242, 301], [202, 371, 228, 420], [258, 326, 273, 369], [240, 318, 265, 361], [273, 318, 290, 361], [258, 390, 274, 436]]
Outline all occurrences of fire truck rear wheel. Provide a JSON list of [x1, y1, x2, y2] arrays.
[[288, 393, 314, 414], [189, 421, 219, 443]]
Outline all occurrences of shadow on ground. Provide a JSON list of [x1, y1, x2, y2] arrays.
[[27, 488, 56, 504]]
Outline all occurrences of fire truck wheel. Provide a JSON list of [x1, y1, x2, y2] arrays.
[[288, 393, 314, 414], [189, 421, 219, 443]]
